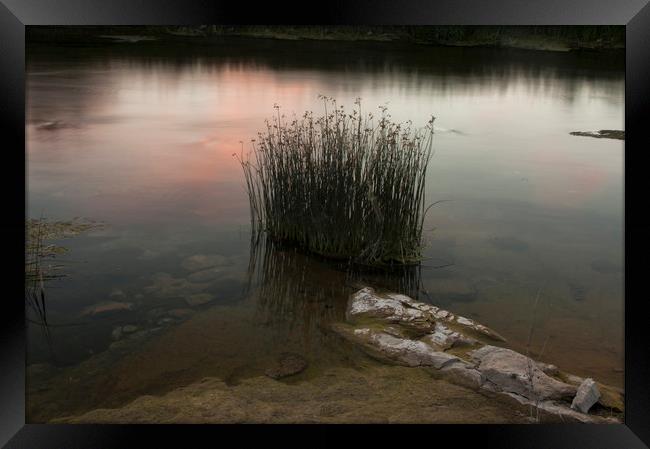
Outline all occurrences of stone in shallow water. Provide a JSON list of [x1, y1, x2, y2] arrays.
[[185, 293, 215, 307], [571, 378, 600, 413], [81, 301, 133, 317], [470, 345, 576, 401], [187, 267, 224, 283], [264, 353, 308, 380], [144, 273, 211, 299], [181, 254, 230, 272]]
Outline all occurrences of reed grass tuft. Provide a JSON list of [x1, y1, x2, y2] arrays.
[[238, 96, 435, 266]]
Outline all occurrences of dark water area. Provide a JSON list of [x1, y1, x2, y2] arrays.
[[26, 38, 624, 421]]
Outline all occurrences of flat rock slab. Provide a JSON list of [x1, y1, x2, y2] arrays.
[[265, 353, 308, 380], [470, 345, 576, 401], [346, 288, 436, 334], [348, 287, 505, 342], [332, 324, 460, 369]]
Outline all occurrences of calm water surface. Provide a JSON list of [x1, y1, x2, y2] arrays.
[[26, 39, 624, 421]]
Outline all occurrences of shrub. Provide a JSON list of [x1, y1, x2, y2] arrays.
[[238, 96, 435, 266]]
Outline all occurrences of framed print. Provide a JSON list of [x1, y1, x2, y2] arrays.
[[1, 0, 649, 447]]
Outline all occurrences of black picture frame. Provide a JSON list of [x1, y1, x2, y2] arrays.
[[2, 0, 649, 447]]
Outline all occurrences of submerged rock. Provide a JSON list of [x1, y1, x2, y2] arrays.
[[144, 273, 211, 300], [181, 254, 230, 272], [185, 293, 215, 307], [81, 301, 133, 317], [187, 268, 224, 283], [264, 353, 308, 380], [571, 378, 600, 413]]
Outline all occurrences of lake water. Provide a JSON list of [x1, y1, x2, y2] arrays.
[[26, 38, 624, 422]]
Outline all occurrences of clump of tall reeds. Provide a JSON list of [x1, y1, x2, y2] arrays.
[[238, 96, 435, 266]]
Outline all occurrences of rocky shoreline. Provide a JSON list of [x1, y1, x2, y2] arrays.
[[332, 287, 623, 423], [39, 285, 623, 424]]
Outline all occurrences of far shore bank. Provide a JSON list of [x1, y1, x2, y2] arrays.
[[27, 25, 624, 53]]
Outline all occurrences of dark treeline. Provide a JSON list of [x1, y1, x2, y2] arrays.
[[27, 25, 624, 51]]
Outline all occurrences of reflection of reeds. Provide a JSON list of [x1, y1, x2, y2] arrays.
[[246, 233, 424, 347], [238, 97, 435, 266]]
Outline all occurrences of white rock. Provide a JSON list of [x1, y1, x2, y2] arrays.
[[348, 287, 505, 342], [346, 287, 436, 334], [421, 322, 477, 350], [332, 324, 458, 369], [370, 332, 460, 368], [470, 345, 576, 401], [536, 362, 559, 376], [571, 378, 601, 414], [456, 316, 474, 326], [438, 361, 484, 390]]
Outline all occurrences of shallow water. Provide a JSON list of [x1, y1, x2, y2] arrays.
[[26, 38, 624, 421]]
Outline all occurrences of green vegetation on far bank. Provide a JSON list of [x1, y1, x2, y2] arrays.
[[27, 25, 624, 52]]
